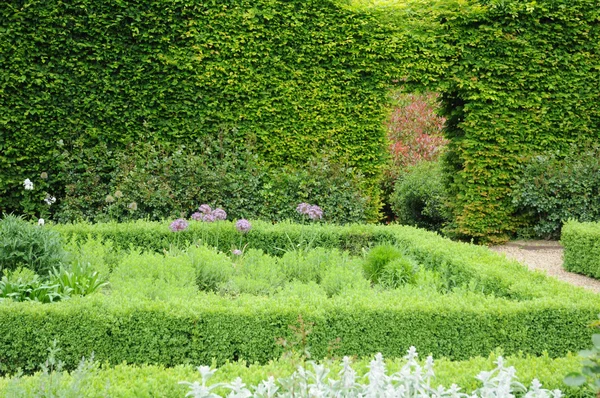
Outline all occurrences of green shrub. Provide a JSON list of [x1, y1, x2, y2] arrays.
[[188, 246, 234, 292], [54, 143, 374, 225], [49, 262, 109, 297], [109, 250, 197, 300], [512, 145, 600, 239], [63, 235, 119, 277], [0, 268, 65, 303], [390, 160, 450, 232], [379, 257, 418, 289], [362, 244, 404, 284], [561, 220, 600, 279], [435, 0, 600, 243], [1, 221, 599, 373], [223, 249, 287, 296], [1, 0, 403, 222], [0, 215, 66, 276], [320, 261, 368, 297]]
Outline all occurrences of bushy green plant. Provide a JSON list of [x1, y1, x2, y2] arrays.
[[0, 268, 65, 303], [54, 142, 374, 225], [109, 250, 197, 300], [320, 264, 369, 297], [512, 145, 600, 239], [280, 247, 339, 284], [562, 220, 600, 279], [362, 244, 404, 284], [564, 318, 600, 395], [390, 160, 450, 232], [49, 262, 109, 297], [379, 257, 418, 289], [188, 246, 234, 292], [0, 215, 66, 276], [222, 249, 286, 296]]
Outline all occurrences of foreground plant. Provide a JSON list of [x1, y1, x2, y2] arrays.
[[180, 347, 562, 398], [564, 319, 600, 396]]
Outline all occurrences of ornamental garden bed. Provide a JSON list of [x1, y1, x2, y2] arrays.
[[0, 219, 597, 376]]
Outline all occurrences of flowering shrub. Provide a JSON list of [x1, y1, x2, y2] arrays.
[[180, 347, 562, 398], [384, 92, 447, 182], [169, 219, 189, 232]]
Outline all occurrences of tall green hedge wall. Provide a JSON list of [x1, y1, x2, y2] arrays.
[[436, 0, 600, 242], [2, 0, 599, 241], [0, 0, 412, 219]]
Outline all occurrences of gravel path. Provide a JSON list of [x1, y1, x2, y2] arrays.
[[490, 241, 600, 293]]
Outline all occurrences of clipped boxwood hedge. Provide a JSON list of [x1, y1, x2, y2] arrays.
[[562, 220, 600, 279], [0, 221, 596, 374], [0, 353, 586, 397]]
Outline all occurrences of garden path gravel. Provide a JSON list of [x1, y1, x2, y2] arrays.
[[489, 241, 600, 294]]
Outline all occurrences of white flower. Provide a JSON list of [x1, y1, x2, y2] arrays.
[[38, 218, 45, 226], [44, 194, 56, 205], [23, 178, 34, 190]]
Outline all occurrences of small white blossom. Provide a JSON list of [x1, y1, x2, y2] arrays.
[[44, 194, 56, 205], [38, 218, 45, 226], [23, 178, 34, 190]]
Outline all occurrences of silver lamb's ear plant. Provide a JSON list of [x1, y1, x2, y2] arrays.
[[180, 349, 563, 398], [179, 366, 224, 398]]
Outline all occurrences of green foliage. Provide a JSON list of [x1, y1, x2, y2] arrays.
[[0, 268, 66, 304], [189, 246, 234, 292], [0, 0, 401, 222], [1, 221, 600, 373], [320, 263, 369, 297], [564, 318, 600, 394], [362, 244, 403, 284], [390, 160, 450, 232], [222, 249, 287, 296], [0, 352, 584, 397], [561, 221, 600, 279], [109, 249, 197, 301], [54, 142, 374, 225], [379, 257, 418, 288], [512, 145, 600, 239], [49, 262, 109, 297], [0, 215, 66, 276], [435, 0, 600, 242]]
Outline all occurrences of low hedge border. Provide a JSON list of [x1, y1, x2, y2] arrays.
[[0, 221, 595, 374], [562, 220, 600, 279], [0, 353, 586, 397]]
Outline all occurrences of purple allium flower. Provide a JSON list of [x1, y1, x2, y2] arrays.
[[212, 207, 227, 221], [236, 219, 251, 233], [191, 211, 203, 221], [169, 218, 189, 232], [307, 205, 323, 220], [198, 204, 212, 214], [202, 213, 217, 223], [232, 249, 242, 256], [296, 202, 311, 215]]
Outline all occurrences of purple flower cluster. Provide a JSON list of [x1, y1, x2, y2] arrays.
[[236, 219, 252, 233], [296, 202, 323, 220], [192, 204, 227, 223], [169, 218, 189, 232], [232, 249, 243, 256]]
